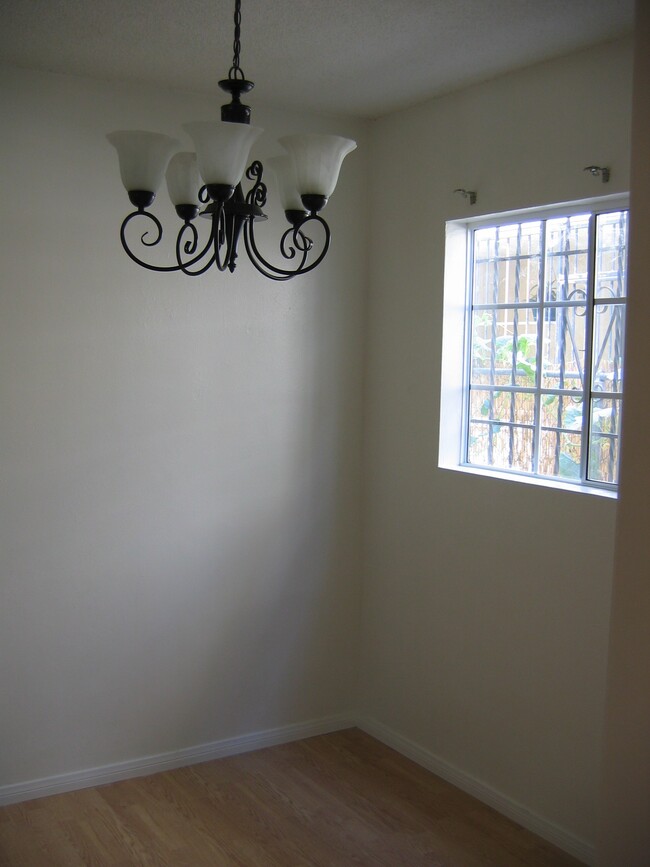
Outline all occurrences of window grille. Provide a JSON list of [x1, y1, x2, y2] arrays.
[[464, 206, 627, 489]]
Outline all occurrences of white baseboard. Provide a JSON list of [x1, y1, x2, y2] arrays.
[[0, 712, 595, 866], [0, 713, 353, 808], [357, 716, 595, 867]]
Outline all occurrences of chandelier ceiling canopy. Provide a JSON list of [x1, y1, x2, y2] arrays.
[[107, 0, 356, 281]]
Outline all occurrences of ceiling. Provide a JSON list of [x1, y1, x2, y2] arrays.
[[0, 0, 634, 119]]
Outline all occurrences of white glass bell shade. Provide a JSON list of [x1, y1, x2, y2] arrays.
[[165, 152, 201, 205], [278, 134, 357, 198], [107, 130, 180, 193], [182, 121, 263, 186], [266, 155, 304, 211]]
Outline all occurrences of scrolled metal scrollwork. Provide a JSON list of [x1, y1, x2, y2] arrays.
[[120, 205, 221, 275], [120, 210, 182, 273], [244, 212, 331, 281], [174, 220, 218, 276], [280, 224, 313, 260], [245, 161, 267, 210], [118, 160, 334, 280], [179, 222, 199, 257], [567, 287, 588, 316]]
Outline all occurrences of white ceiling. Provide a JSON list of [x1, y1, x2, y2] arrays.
[[0, 0, 634, 119]]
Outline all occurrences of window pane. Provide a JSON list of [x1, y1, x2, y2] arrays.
[[541, 305, 587, 390], [513, 312, 539, 387], [540, 393, 583, 431], [469, 389, 535, 426], [539, 393, 584, 479], [468, 422, 490, 465], [588, 397, 622, 484], [472, 222, 541, 305], [592, 303, 625, 394], [470, 388, 511, 423], [470, 309, 539, 388], [539, 430, 583, 480], [545, 215, 590, 302], [470, 310, 510, 386], [595, 211, 628, 300], [468, 421, 533, 473]]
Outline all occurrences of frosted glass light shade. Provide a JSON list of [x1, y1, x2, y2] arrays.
[[165, 152, 201, 205], [182, 121, 263, 186], [266, 155, 304, 211], [278, 134, 357, 198], [107, 130, 180, 193]]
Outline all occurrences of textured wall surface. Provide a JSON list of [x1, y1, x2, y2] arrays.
[[361, 38, 633, 848], [0, 66, 367, 785], [1, 30, 644, 863], [597, 9, 650, 865]]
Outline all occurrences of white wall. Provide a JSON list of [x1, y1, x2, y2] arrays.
[[0, 66, 367, 785], [597, 8, 650, 864], [361, 37, 633, 851], [1, 31, 644, 864]]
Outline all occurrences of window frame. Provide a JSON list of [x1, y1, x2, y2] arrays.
[[439, 194, 629, 497]]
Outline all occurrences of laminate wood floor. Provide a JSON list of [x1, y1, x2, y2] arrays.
[[0, 728, 584, 866]]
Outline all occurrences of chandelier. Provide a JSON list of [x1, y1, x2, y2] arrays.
[[107, 0, 356, 281]]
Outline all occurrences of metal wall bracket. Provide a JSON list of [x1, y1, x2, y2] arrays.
[[583, 165, 610, 183], [454, 188, 477, 205]]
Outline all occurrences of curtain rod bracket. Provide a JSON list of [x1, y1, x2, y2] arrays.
[[454, 188, 477, 205], [584, 165, 610, 183]]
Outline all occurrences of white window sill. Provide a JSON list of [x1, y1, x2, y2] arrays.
[[439, 461, 618, 499]]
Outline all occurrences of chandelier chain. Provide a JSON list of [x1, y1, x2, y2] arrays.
[[229, 0, 245, 80]]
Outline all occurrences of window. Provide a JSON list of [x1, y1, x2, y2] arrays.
[[440, 198, 628, 493]]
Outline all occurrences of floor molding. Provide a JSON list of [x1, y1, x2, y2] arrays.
[[0, 712, 596, 865], [357, 716, 595, 867], [0, 713, 353, 808]]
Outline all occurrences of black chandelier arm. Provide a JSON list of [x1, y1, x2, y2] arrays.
[[213, 205, 235, 273], [244, 219, 308, 281], [119, 210, 187, 273], [173, 203, 231, 275], [286, 217, 331, 275], [243, 214, 331, 281], [280, 224, 313, 259], [179, 221, 200, 257], [173, 220, 219, 277], [245, 161, 267, 209], [119, 208, 226, 276]]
